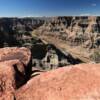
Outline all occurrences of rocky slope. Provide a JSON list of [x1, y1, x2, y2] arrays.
[[33, 16, 100, 63], [37, 16, 100, 48], [0, 16, 100, 48], [1, 16, 100, 48], [0, 47, 99, 100], [0, 17, 44, 47], [0, 47, 32, 99], [0, 17, 100, 99], [0, 16, 100, 67], [16, 63, 100, 100]]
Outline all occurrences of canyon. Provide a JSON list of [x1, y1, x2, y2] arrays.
[[0, 16, 99, 69], [0, 16, 100, 99]]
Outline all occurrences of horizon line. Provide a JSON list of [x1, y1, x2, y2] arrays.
[[0, 15, 100, 18]]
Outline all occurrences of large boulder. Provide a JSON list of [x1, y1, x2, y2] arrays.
[[0, 59, 27, 100], [16, 64, 100, 100], [0, 47, 32, 89], [0, 61, 16, 100], [0, 47, 32, 100], [0, 47, 31, 66], [0, 47, 32, 81], [6, 60, 27, 88]]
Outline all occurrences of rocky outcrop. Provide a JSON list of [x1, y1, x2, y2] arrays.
[[0, 47, 32, 88], [0, 18, 44, 33], [16, 63, 100, 100], [0, 17, 100, 48], [0, 18, 44, 47], [0, 16, 100, 99], [0, 47, 31, 99], [0, 47, 31, 66], [0, 17, 99, 63], [0, 61, 15, 100], [0, 59, 28, 100], [32, 43, 82, 70], [38, 16, 100, 48], [0, 47, 99, 100]]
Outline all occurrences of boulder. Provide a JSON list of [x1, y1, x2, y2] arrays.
[[0, 61, 16, 100], [0, 47, 31, 66], [0, 47, 32, 81], [0, 47, 32, 89], [0, 58, 32, 100], [16, 64, 100, 100], [6, 60, 27, 88]]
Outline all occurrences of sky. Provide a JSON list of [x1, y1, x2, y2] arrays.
[[0, 0, 100, 17]]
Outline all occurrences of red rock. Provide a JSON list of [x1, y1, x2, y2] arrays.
[[0, 59, 29, 100], [0, 61, 16, 100], [0, 47, 32, 85], [16, 64, 100, 100], [0, 47, 32, 100], [0, 47, 31, 66], [6, 60, 26, 88]]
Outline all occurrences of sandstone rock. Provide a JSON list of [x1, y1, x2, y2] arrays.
[[0, 47, 31, 66], [37, 16, 100, 48], [0, 47, 32, 87], [0, 61, 16, 100], [16, 64, 100, 100], [0, 47, 32, 88], [0, 60, 26, 88], [6, 60, 26, 88], [0, 17, 100, 49], [0, 59, 32, 100]]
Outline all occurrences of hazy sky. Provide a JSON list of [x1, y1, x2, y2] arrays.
[[0, 0, 100, 17]]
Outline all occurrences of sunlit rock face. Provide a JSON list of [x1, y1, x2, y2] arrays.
[[0, 47, 32, 88], [38, 16, 100, 48], [0, 17, 100, 48], [0, 47, 31, 65], [16, 63, 100, 100], [0, 47, 31, 100], [0, 61, 16, 100], [0, 47, 99, 100]]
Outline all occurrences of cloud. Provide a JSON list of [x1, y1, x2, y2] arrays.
[[91, 3, 97, 7]]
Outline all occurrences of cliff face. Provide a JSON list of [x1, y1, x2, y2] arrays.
[[0, 17, 100, 99], [41, 16, 100, 34], [0, 47, 99, 100], [0, 16, 100, 48], [1, 16, 100, 35], [0, 18, 44, 47], [0, 17, 84, 69], [0, 18, 44, 32], [0, 16, 99, 66], [38, 16, 100, 48]]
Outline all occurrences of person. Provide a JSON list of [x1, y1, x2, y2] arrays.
[[50, 51, 59, 69]]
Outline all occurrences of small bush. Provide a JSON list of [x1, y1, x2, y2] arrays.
[[90, 50, 100, 63]]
